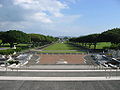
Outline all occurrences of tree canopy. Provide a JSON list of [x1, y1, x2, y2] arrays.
[[69, 28, 120, 49], [1, 30, 30, 48], [0, 30, 58, 48], [99, 28, 120, 44]]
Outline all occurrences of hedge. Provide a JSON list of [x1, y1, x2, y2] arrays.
[[0, 48, 22, 55], [7, 60, 20, 65]]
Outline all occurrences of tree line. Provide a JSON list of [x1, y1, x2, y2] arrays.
[[0, 30, 58, 48], [69, 28, 120, 49]]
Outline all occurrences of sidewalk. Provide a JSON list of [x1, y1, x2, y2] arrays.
[[0, 76, 120, 81]]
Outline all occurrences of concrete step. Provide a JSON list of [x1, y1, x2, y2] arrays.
[[0, 70, 120, 77], [19, 65, 109, 70]]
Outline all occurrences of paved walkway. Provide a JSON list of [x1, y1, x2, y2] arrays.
[[1, 80, 120, 90], [0, 76, 120, 81], [0, 69, 120, 72], [0, 69, 120, 77], [18, 65, 109, 70]]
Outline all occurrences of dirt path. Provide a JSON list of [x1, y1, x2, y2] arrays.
[[38, 54, 86, 64]]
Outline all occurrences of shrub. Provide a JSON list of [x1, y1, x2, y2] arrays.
[[0, 48, 23, 55], [7, 60, 20, 65], [0, 49, 14, 55], [14, 48, 22, 52], [91, 55, 94, 57]]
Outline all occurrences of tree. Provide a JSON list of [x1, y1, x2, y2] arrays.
[[99, 28, 120, 44], [69, 34, 100, 49], [84, 34, 100, 49], [1, 30, 30, 48], [28, 34, 58, 47], [0, 31, 4, 46]]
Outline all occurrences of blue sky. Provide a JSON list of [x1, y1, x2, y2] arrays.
[[0, 0, 120, 36]]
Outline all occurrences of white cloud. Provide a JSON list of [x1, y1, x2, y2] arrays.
[[13, 0, 68, 17], [0, 4, 3, 8], [0, 21, 29, 31], [13, 0, 33, 5], [0, 0, 82, 36], [61, 0, 78, 4], [54, 15, 82, 23], [29, 12, 53, 23]]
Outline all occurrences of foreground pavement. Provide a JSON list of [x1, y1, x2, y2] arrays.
[[0, 80, 120, 90], [0, 69, 120, 90], [0, 54, 120, 90]]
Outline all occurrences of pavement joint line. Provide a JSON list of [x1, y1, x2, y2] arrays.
[[0, 69, 120, 72], [0, 76, 120, 81]]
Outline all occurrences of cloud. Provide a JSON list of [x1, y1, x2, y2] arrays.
[[11, 0, 69, 24], [60, 0, 78, 4], [54, 14, 82, 24], [13, 0, 68, 17], [0, 4, 3, 8], [29, 12, 53, 23], [0, 0, 82, 36], [0, 5, 25, 22], [66, 0, 78, 4], [0, 21, 28, 31]]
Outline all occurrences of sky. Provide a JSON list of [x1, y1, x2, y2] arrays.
[[0, 0, 120, 37]]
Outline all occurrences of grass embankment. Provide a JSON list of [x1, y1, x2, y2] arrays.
[[39, 42, 86, 53]]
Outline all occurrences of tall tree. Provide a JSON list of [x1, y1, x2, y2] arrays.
[[99, 28, 120, 44], [2, 30, 30, 48], [28, 34, 58, 47]]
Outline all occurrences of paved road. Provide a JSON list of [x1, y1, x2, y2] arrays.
[[0, 80, 120, 90]]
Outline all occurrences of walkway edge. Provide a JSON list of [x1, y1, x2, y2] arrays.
[[0, 76, 120, 81], [0, 69, 120, 72]]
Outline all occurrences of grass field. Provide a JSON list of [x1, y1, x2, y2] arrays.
[[77, 42, 111, 49], [0, 43, 29, 47], [87, 42, 111, 49], [95, 42, 111, 49], [39, 42, 86, 53], [39, 50, 85, 53], [17, 44, 30, 47], [43, 43, 80, 50]]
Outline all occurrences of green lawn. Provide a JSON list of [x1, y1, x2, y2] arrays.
[[43, 42, 81, 50], [77, 42, 111, 49], [0, 43, 29, 47], [95, 42, 111, 49], [17, 44, 30, 47], [39, 50, 85, 53], [87, 42, 111, 49], [0, 40, 2, 43], [39, 42, 86, 53]]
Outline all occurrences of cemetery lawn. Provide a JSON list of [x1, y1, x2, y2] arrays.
[[39, 50, 85, 53], [0, 43, 30, 49], [89, 42, 111, 49], [39, 42, 86, 53], [77, 42, 111, 49], [43, 42, 80, 50]]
